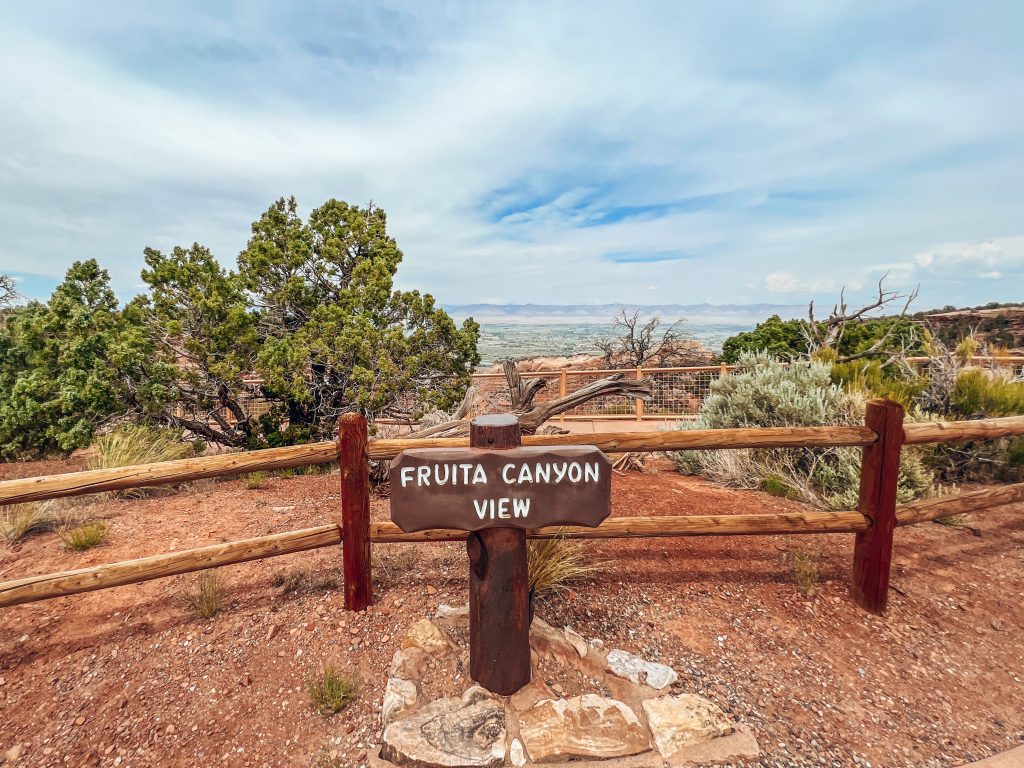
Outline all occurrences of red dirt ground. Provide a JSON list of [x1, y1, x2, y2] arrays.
[[1, 459, 1022, 768]]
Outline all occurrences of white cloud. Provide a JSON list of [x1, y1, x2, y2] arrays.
[[0, 3, 1022, 309]]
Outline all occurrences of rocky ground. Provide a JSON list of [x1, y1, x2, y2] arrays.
[[1, 458, 1022, 767]]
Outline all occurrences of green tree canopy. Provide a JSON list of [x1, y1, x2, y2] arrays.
[[0, 260, 152, 458], [136, 197, 480, 446]]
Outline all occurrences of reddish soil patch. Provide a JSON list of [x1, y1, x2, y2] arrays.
[[1, 459, 1022, 767]]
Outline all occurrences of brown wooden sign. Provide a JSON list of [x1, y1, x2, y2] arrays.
[[389, 445, 611, 533]]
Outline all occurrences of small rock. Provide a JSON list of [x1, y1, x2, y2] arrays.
[[241, 673, 252, 687], [74, 716, 85, 726], [426, 585, 438, 595], [642, 693, 735, 757], [165, 724, 175, 735], [518, 695, 651, 761], [350, 626, 361, 636], [381, 677, 418, 726], [381, 695, 506, 767], [509, 738, 527, 767], [266, 625, 279, 642], [271, 506, 295, 512], [563, 626, 589, 657], [434, 604, 469, 620], [3, 745, 23, 763], [401, 619, 451, 655], [354, 749, 366, 762], [992, 618, 1006, 631], [390, 647, 430, 680], [607, 649, 678, 690]]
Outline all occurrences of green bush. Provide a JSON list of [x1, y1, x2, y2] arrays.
[[951, 369, 1024, 418], [673, 352, 932, 509], [831, 359, 926, 411], [922, 369, 1024, 483]]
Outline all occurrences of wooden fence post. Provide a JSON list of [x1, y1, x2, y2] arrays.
[[559, 370, 568, 424], [851, 399, 905, 614], [338, 413, 372, 611], [467, 414, 531, 695], [635, 366, 645, 421]]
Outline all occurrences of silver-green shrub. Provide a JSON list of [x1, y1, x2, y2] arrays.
[[672, 352, 932, 509]]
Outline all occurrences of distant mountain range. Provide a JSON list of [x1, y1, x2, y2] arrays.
[[444, 302, 806, 325]]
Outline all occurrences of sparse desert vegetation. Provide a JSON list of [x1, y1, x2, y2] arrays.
[[308, 665, 358, 716]]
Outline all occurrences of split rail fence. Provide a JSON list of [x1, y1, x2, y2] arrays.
[[1, 402, 1024, 615]]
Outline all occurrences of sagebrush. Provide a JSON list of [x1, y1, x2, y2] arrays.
[[673, 352, 932, 509]]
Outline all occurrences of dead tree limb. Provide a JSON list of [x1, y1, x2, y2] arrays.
[[396, 369, 653, 439], [805, 273, 920, 364], [502, 360, 547, 410]]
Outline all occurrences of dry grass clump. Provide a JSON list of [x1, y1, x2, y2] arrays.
[[527, 537, 601, 597], [59, 520, 108, 550], [243, 472, 268, 490], [89, 425, 195, 498], [308, 665, 358, 715], [1, 501, 62, 545], [271, 567, 338, 595], [784, 547, 820, 597], [373, 546, 422, 588], [934, 513, 979, 534], [186, 570, 225, 619]]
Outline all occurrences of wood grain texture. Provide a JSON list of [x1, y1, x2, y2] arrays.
[[0, 441, 337, 505], [466, 415, 531, 695], [852, 399, 906, 615], [0, 524, 341, 608], [369, 425, 878, 459], [895, 481, 1024, 526], [338, 413, 372, 612], [903, 415, 1024, 444], [372, 510, 870, 542]]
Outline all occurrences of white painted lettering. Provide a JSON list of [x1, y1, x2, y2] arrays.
[[553, 462, 568, 482], [473, 499, 487, 520], [416, 465, 431, 486], [534, 463, 550, 483], [400, 467, 415, 488], [472, 465, 487, 484], [497, 498, 511, 518], [459, 463, 474, 483], [513, 498, 531, 518], [567, 462, 582, 482], [518, 464, 533, 484], [584, 462, 599, 483], [434, 464, 450, 485], [502, 463, 517, 484]]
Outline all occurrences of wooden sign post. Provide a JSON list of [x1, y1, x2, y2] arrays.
[[389, 414, 611, 695]]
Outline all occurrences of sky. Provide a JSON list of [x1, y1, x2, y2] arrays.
[[1, 2, 1022, 312]]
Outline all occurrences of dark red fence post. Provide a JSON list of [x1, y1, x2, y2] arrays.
[[467, 414, 532, 695], [851, 399, 905, 614], [338, 413, 372, 611]]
